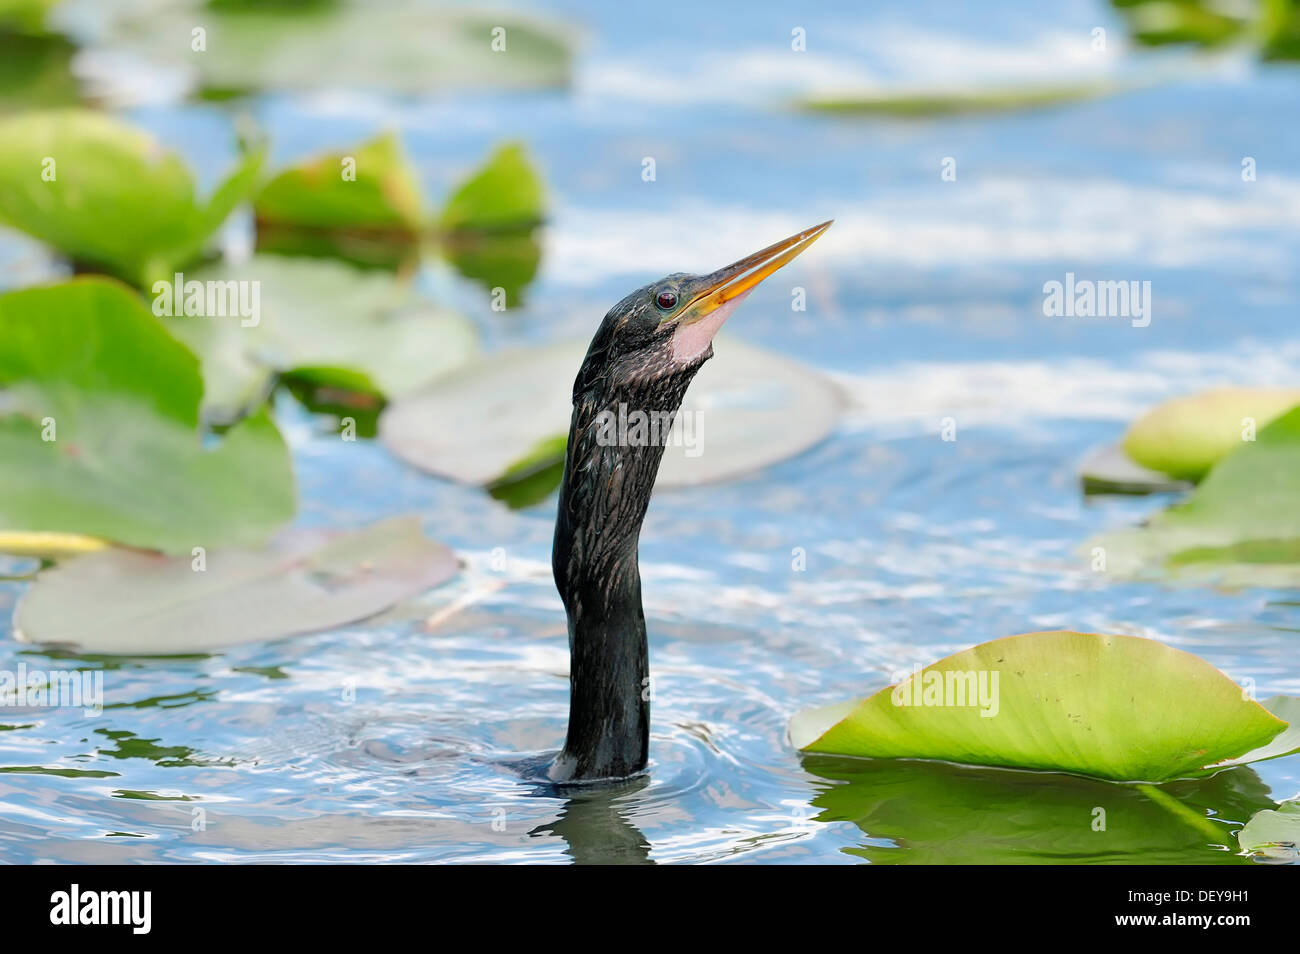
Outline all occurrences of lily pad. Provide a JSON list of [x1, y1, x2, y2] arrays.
[[1238, 797, 1300, 862], [437, 142, 546, 307], [379, 336, 842, 494], [0, 279, 294, 553], [1091, 405, 1300, 583], [255, 133, 424, 235], [0, 109, 263, 287], [1122, 388, 1300, 481], [799, 82, 1120, 118], [253, 136, 545, 293], [791, 631, 1299, 783], [439, 142, 545, 233], [104, 0, 572, 98], [13, 516, 458, 654], [159, 255, 478, 421]]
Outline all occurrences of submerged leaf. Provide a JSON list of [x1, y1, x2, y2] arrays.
[[1238, 798, 1300, 862], [792, 631, 1297, 783], [14, 516, 458, 654], [379, 336, 842, 494], [0, 109, 263, 286], [1121, 388, 1300, 481], [0, 279, 295, 552]]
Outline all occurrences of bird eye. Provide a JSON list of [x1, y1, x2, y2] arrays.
[[655, 290, 678, 310]]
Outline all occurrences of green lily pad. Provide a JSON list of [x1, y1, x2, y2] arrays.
[[0, 279, 294, 553], [158, 255, 478, 422], [439, 142, 545, 232], [804, 754, 1273, 864], [255, 133, 424, 235], [1238, 797, 1300, 862], [13, 516, 458, 654], [379, 336, 842, 494], [104, 0, 572, 98], [799, 82, 1121, 118], [791, 631, 1299, 783], [436, 142, 545, 306], [253, 136, 545, 295], [1092, 405, 1300, 583], [0, 109, 263, 287], [1122, 388, 1300, 481]]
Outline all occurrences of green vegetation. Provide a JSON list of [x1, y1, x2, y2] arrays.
[[792, 630, 1300, 782], [0, 110, 263, 287], [1092, 403, 1300, 583]]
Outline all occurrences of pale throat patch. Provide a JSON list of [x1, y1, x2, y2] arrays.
[[670, 288, 752, 364]]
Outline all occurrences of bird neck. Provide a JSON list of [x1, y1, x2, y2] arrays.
[[550, 374, 692, 783]]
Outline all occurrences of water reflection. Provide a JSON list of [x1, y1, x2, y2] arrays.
[[803, 755, 1275, 864], [529, 777, 654, 865]]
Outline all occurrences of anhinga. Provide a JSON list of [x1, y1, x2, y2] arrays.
[[549, 220, 832, 784]]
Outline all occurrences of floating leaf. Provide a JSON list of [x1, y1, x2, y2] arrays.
[[159, 255, 478, 422], [804, 754, 1272, 864], [13, 516, 458, 654], [380, 336, 842, 495], [0, 279, 295, 552], [439, 142, 545, 232], [791, 631, 1298, 783], [1238, 797, 1300, 862], [1091, 405, 1300, 583], [1122, 388, 1300, 481], [255, 133, 424, 235], [486, 433, 568, 509], [105, 0, 572, 97], [0, 109, 263, 286], [437, 142, 546, 305], [799, 82, 1120, 117], [1080, 442, 1190, 495]]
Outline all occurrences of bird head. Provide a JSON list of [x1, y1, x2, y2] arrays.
[[571, 220, 832, 402]]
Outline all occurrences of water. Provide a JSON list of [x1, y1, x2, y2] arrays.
[[1, 0, 1299, 863]]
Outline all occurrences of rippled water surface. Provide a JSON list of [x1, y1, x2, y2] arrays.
[[2, 0, 1299, 863]]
